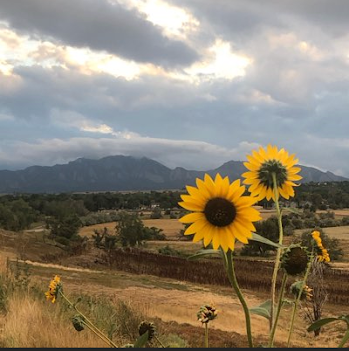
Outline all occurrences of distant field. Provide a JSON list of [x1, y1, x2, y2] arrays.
[[294, 225, 349, 240], [79, 218, 185, 240], [317, 209, 349, 219]]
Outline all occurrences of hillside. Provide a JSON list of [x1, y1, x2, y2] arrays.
[[0, 155, 347, 194]]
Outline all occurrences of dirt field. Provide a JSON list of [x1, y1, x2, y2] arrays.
[[79, 207, 279, 240], [2, 224, 349, 348], [4, 253, 347, 348]]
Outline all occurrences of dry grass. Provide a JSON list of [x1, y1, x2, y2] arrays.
[[0, 294, 108, 348], [2, 259, 346, 348]]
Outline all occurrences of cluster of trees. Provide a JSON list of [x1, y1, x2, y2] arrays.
[[291, 181, 349, 210], [92, 211, 166, 250], [1, 181, 349, 231], [240, 215, 343, 260]]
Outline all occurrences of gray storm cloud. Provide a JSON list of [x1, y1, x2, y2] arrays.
[[0, 0, 199, 67]]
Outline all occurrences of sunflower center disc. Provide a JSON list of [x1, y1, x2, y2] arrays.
[[204, 197, 236, 227], [258, 159, 287, 188]]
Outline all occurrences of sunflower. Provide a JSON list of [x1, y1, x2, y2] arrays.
[[178, 173, 261, 252], [311, 230, 330, 263], [242, 144, 302, 201], [45, 275, 62, 303]]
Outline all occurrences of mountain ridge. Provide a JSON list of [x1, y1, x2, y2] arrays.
[[0, 155, 347, 194]]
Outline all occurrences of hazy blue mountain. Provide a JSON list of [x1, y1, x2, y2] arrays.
[[0, 155, 347, 194]]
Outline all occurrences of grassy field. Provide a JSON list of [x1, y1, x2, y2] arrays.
[[1, 207, 347, 348], [2, 222, 349, 348]]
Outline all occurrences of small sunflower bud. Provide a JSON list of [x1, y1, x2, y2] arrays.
[[281, 245, 309, 276], [290, 281, 313, 301], [197, 304, 218, 324], [72, 315, 85, 332], [138, 321, 156, 341]]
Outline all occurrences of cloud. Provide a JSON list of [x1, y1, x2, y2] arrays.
[[0, 0, 199, 67], [0, 0, 349, 179]]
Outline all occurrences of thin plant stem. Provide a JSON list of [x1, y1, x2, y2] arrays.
[[268, 273, 288, 347], [81, 320, 117, 348], [225, 250, 253, 348], [269, 172, 284, 332], [204, 323, 209, 348], [59, 291, 118, 348], [287, 248, 314, 347], [155, 335, 166, 348]]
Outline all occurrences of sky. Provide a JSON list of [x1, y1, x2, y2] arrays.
[[1, 0, 349, 177]]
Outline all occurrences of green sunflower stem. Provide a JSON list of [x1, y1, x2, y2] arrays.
[[204, 323, 209, 348], [81, 320, 117, 348], [155, 335, 166, 348], [225, 250, 253, 348], [59, 291, 118, 348], [287, 248, 314, 347], [269, 172, 284, 333], [268, 273, 288, 347]]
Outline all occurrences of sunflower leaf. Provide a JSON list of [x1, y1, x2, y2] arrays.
[[307, 318, 339, 332], [134, 331, 149, 348], [249, 300, 272, 320], [187, 249, 221, 260], [250, 232, 285, 248]]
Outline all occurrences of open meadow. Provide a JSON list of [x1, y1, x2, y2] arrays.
[[0, 211, 349, 347]]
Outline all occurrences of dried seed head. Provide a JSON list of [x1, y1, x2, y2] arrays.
[[138, 321, 156, 341], [281, 245, 310, 276]]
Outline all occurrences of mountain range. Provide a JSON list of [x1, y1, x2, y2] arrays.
[[0, 155, 347, 194]]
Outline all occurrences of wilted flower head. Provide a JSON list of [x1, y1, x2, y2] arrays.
[[45, 275, 62, 303], [290, 281, 313, 301], [197, 304, 218, 324], [281, 245, 310, 276], [138, 321, 156, 341], [72, 315, 85, 332]]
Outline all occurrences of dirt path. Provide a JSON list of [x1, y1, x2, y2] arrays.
[[8, 256, 345, 348]]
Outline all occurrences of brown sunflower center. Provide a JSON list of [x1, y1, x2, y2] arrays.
[[258, 159, 287, 188], [204, 197, 236, 227], [281, 246, 309, 276]]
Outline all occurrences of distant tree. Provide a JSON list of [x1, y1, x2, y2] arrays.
[[150, 207, 162, 219], [240, 217, 279, 257], [115, 211, 145, 247], [49, 213, 82, 240]]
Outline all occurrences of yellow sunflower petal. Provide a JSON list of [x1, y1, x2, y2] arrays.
[[178, 201, 204, 212], [180, 194, 206, 207], [229, 184, 246, 202], [179, 212, 205, 223], [243, 162, 260, 171], [203, 224, 215, 247], [231, 223, 250, 244], [186, 185, 209, 202], [242, 171, 259, 179], [184, 219, 209, 235], [192, 231, 206, 243], [237, 207, 262, 221], [196, 178, 213, 198], [288, 174, 302, 181], [211, 227, 221, 250]]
